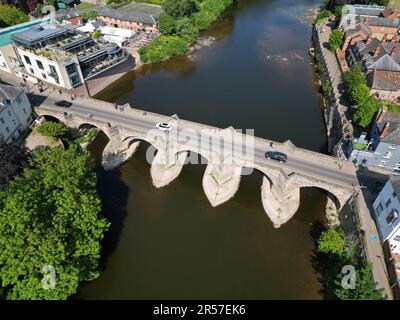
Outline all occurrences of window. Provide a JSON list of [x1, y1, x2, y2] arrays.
[[23, 55, 31, 65], [387, 209, 399, 225], [36, 60, 44, 70], [66, 64, 76, 74], [15, 97, 21, 104], [49, 65, 58, 78], [394, 235, 400, 242], [386, 198, 392, 208], [5, 127, 9, 133], [42, 73, 47, 79], [7, 110, 11, 117], [0, 118, 4, 124], [393, 191, 397, 198], [69, 75, 80, 86], [29, 68, 34, 74], [376, 203, 384, 216], [22, 108, 26, 114], [55, 78, 59, 84]]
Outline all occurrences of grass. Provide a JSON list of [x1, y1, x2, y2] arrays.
[[76, 2, 96, 10], [354, 143, 367, 150], [135, 0, 161, 4], [384, 103, 400, 114], [390, 1, 400, 9]]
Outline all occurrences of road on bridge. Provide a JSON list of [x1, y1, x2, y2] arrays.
[[35, 92, 359, 191]]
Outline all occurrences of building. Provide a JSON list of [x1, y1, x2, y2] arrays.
[[339, 4, 391, 31], [373, 176, 400, 255], [100, 26, 136, 47], [96, 6, 159, 34], [10, 24, 132, 95], [0, 17, 51, 73], [340, 5, 400, 101], [0, 84, 32, 143]]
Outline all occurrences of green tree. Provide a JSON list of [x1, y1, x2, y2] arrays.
[[315, 8, 332, 25], [158, 12, 176, 35], [344, 67, 367, 93], [36, 122, 68, 140], [348, 83, 370, 106], [0, 146, 110, 299], [161, 0, 198, 19], [334, 264, 385, 300], [175, 16, 199, 42], [0, 4, 29, 27], [0, 143, 29, 191], [329, 29, 344, 52], [318, 229, 344, 256], [352, 97, 380, 128]]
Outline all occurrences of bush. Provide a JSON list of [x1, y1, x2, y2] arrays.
[[0, 4, 28, 27], [139, 0, 234, 63], [318, 229, 345, 256], [36, 122, 68, 140], [329, 29, 344, 52], [139, 35, 190, 63]]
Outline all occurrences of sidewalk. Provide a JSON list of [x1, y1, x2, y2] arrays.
[[356, 190, 394, 299]]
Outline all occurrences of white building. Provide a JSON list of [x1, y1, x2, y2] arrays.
[[373, 176, 400, 254], [100, 26, 136, 47], [0, 84, 32, 144]]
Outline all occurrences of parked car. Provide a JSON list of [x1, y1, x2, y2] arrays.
[[155, 122, 172, 132], [54, 100, 72, 108], [265, 151, 288, 163]]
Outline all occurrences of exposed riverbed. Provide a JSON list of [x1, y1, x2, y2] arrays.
[[78, 0, 327, 299]]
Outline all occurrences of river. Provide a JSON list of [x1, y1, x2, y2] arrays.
[[78, 0, 327, 299]]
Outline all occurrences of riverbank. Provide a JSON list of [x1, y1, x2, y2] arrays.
[[138, 0, 235, 63]]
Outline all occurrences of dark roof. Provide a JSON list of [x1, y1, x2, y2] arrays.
[[370, 70, 400, 92], [353, 5, 386, 17], [96, 6, 157, 25], [56, 8, 80, 19], [0, 84, 24, 102], [57, 0, 76, 4], [370, 53, 400, 71], [365, 16, 400, 28], [390, 175, 400, 197], [11, 26, 69, 46], [376, 110, 400, 144]]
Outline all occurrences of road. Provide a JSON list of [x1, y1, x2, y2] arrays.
[[36, 93, 359, 190]]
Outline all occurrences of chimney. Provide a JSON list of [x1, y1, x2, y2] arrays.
[[380, 122, 390, 138], [382, 33, 388, 43], [364, 18, 369, 23], [391, 33, 398, 43]]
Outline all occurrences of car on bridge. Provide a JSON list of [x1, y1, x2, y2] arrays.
[[54, 100, 72, 108], [265, 151, 288, 163], [155, 122, 172, 132]]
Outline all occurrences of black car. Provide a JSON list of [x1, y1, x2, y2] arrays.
[[54, 100, 72, 108], [265, 151, 288, 162]]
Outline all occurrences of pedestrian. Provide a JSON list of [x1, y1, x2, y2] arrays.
[[58, 89, 62, 95], [270, 141, 274, 148], [114, 102, 118, 110]]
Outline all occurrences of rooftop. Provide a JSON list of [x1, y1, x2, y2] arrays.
[[11, 26, 70, 47], [0, 84, 24, 102], [0, 17, 51, 47], [96, 5, 159, 25]]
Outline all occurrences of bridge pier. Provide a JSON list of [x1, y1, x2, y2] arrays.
[[261, 177, 300, 228], [151, 150, 188, 188], [202, 162, 243, 207], [102, 139, 141, 170]]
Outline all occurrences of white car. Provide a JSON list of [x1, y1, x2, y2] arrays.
[[155, 122, 172, 132]]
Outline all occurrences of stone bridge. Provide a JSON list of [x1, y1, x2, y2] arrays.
[[35, 100, 359, 228]]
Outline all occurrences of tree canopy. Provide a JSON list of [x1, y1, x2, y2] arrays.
[[344, 67, 380, 128], [36, 121, 69, 140], [162, 0, 198, 19], [329, 29, 344, 52], [0, 145, 109, 299], [318, 229, 345, 256], [0, 4, 28, 27], [0, 143, 29, 191], [334, 264, 385, 300]]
